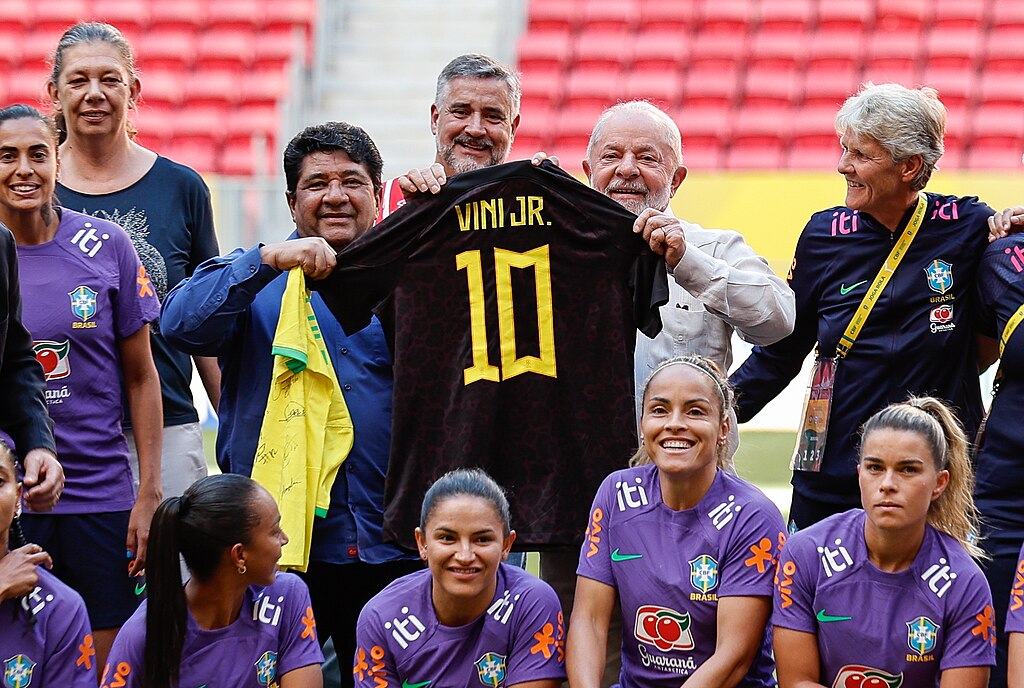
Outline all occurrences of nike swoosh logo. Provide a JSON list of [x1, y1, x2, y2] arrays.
[[816, 609, 852, 623], [402, 681, 432, 688], [610, 548, 643, 562], [839, 280, 868, 295], [134, 581, 147, 596]]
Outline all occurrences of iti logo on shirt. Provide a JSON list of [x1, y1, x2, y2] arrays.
[[907, 616, 939, 656], [70, 224, 109, 257], [689, 555, 719, 593], [69, 285, 98, 323], [3, 655, 35, 688], [475, 652, 506, 687], [634, 605, 695, 652], [254, 651, 277, 687], [924, 260, 953, 295], [831, 664, 903, 688], [33, 340, 71, 380]]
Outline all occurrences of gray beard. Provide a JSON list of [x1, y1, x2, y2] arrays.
[[439, 141, 507, 175]]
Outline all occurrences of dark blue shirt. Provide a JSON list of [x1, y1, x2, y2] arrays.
[[58, 156, 219, 427], [160, 240, 408, 564], [975, 235, 1024, 558], [732, 193, 992, 504]]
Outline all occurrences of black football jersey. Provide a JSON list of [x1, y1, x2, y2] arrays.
[[312, 160, 668, 548]]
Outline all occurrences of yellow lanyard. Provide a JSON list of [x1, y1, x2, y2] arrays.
[[999, 304, 1024, 358], [836, 192, 928, 359]]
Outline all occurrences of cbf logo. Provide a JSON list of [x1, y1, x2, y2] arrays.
[[907, 616, 939, 656], [254, 651, 277, 686], [689, 555, 719, 593], [925, 260, 953, 295], [3, 655, 35, 688], [475, 652, 506, 687], [69, 286, 97, 322]]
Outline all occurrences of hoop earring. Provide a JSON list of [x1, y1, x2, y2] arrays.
[[237, 563, 247, 575]]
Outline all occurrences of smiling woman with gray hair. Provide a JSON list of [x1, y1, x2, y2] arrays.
[[732, 82, 1003, 535]]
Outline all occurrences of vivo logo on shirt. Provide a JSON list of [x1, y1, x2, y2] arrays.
[[921, 558, 957, 598], [253, 594, 284, 627], [708, 495, 741, 530], [70, 224, 110, 258], [385, 606, 425, 648], [487, 590, 521, 625], [615, 477, 649, 511], [817, 538, 854, 578]]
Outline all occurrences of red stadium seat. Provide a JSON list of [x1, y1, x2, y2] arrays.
[[527, 0, 577, 33], [518, 67, 564, 110], [638, 0, 695, 31], [978, 71, 1024, 108], [758, 0, 816, 32], [149, 0, 206, 31], [580, 0, 638, 33], [990, 0, 1024, 29], [966, 144, 1024, 170], [553, 102, 604, 143], [875, 0, 929, 32], [806, 29, 865, 71], [817, 0, 873, 31], [943, 103, 971, 142], [680, 140, 724, 168], [171, 106, 227, 139], [184, 69, 240, 107], [254, 27, 305, 70], [984, 27, 1024, 72], [511, 104, 554, 154], [563, 67, 622, 109], [21, 30, 58, 65], [861, 62, 918, 89], [689, 31, 747, 70], [621, 70, 684, 109], [0, 0, 30, 31], [742, 65, 801, 108], [517, 30, 572, 73], [137, 28, 197, 71], [0, 27, 23, 69], [970, 106, 1024, 140], [240, 67, 290, 105], [262, 0, 317, 31], [205, 0, 265, 29], [748, 29, 808, 72], [197, 27, 256, 71], [918, 68, 973, 108], [631, 27, 689, 71], [787, 140, 841, 170], [923, 26, 982, 71], [676, 104, 732, 148], [931, 0, 989, 29], [791, 105, 841, 145], [163, 139, 217, 174], [699, 0, 754, 34], [573, 29, 632, 70], [228, 103, 281, 144], [133, 107, 175, 140], [938, 143, 965, 170], [732, 106, 793, 141], [725, 139, 785, 169], [683, 63, 742, 108], [7, 68, 50, 107], [509, 133, 548, 161], [138, 69, 184, 107], [31, 0, 88, 32], [93, 0, 150, 35], [802, 64, 861, 107]]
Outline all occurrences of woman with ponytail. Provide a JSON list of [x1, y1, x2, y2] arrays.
[[103, 475, 323, 687], [773, 397, 995, 688], [0, 442, 95, 686]]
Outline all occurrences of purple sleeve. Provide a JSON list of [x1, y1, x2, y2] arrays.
[[938, 565, 997, 670], [505, 580, 567, 686], [111, 227, 160, 340], [275, 575, 326, 676], [1007, 543, 1024, 633], [717, 496, 786, 598], [100, 615, 145, 688], [42, 595, 96, 687], [353, 600, 399, 688], [575, 474, 617, 586], [772, 531, 818, 634]]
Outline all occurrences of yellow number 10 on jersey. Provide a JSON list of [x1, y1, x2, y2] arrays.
[[456, 245, 557, 385]]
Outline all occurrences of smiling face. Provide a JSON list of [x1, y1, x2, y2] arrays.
[[48, 41, 138, 140], [858, 428, 949, 537], [239, 487, 288, 586], [584, 110, 686, 216], [0, 117, 58, 219], [414, 494, 515, 625], [837, 131, 917, 224], [640, 364, 728, 485], [431, 76, 519, 176], [286, 149, 380, 251]]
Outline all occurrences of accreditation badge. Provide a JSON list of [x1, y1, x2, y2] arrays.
[[791, 357, 836, 472]]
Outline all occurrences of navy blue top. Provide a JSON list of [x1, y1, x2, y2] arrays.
[[58, 156, 219, 427], [732, 193, 992, 505], [160, 240, 410, 565], [975, 235, 1024, 558]]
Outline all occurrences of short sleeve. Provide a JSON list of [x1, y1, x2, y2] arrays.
[[353, 600, 399, 688], [717, 496, 786, 598], [974, 237, 1024, 338], [772, 531, 818, 634], [100, 616, 145, 688], [1006, 543, 1024, 634], [575, 474, 617, 586], [185, 172, 219, 274], [274, 575, 326, 676], [43, 594, 97, 687], [938, 565, 997, 670], [505, 579, 567, 686], [111, 227, 160, 339]]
